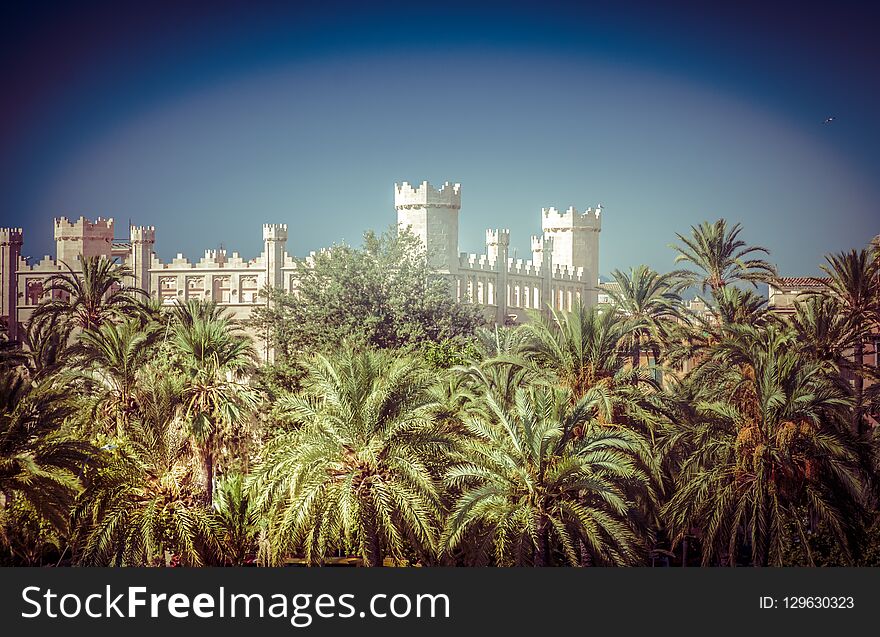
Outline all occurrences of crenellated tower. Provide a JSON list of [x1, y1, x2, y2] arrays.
[[129, 225, 155, 295], [531, 234, 554, 312], [54, 216, 114, 265], [486, 228, 510, 323], [395, 180, 461, 274], [263, 224, 288, 290], [541, 204, 602, 303], [0, 227, 23, 340]]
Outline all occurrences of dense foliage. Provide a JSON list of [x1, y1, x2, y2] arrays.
[[250, 227, 486, 359], [0, 219, 878, 567]]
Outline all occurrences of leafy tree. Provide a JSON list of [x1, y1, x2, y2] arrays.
[[251, 227, 484, 358], [789, 296, 854, 374], [517, 301, 636, 403], [250, 348, 449, 566]]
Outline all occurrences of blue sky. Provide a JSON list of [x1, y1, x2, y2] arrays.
[[1, 0, 877, 278]]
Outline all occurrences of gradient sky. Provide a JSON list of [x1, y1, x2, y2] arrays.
[[1, 0, 878, 278]]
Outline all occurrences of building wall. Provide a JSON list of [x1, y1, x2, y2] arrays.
[[1, 180, 605, 346]]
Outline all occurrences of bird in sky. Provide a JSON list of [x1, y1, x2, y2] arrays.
[[823, 116, 836, 124]]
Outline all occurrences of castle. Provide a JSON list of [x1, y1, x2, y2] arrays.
[[0, 181, 602, 341]]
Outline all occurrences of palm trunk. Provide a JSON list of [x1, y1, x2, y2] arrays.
[[578, 539, 592, 567], [534, 517, 548, 567], [201, 447, 214, 504], [365, 517, 383, 567], [853, 339, 864, 435]]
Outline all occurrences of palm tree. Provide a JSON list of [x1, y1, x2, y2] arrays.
[[608, 265, 685, 369], [0, 370, 96, 535], [6, 314, 75, 384], [789, 296, 854, 374], [250, 348, 449, 566], [516, 301, 663, 434], [212, 473, 259, 565], [72, 371, 220, 566], [664, 325, 865, 566], [74, 319, 161, 436], [518, 301, 636, 402], [170, 302, 257, 503], [443, 385, 653, 566], [818, 249, 879, 434], [32, 256, 146, 331], [665, 286, 774, 373], [672, 219, 776, 293]]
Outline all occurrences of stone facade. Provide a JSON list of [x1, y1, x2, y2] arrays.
[[397, 180, 605, 324], [0, 180, 604, 338]]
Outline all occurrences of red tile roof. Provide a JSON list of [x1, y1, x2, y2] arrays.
[[773, 277, 830, 288]]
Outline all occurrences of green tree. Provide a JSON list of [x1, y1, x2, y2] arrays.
[[251, 227, 484, 358], [212, 473, 259, 565], [672, 219, 776, 293], [170, 302, 258, 503], [817, 249, 879, 434], [250, 348, 449, 566], [74, 319, 161, 436], [73, 372, 220, 566], [607, 265, 685, 368], [789, 296, 854, 374], [518, 302, 636, 403], [32, 256, 146, 331], [443, 385, 652, 566], [0, 369, 96, 557], [515, 302, 663, 437], [664, 325, 865, 566]]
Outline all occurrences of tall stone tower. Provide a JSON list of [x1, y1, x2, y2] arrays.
[[531, 233, 554, 313], [486, 229, 510, 323], [129, 225, 156, 295], [0, 227, 23, 340], [541, 204, 602, 302], [263, 224, 288, 290], [54, 216, 114, 265], [395, 181, 461, 274]]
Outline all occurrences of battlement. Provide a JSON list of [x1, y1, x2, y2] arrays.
[[53, 216, 114, 261], [0, 228, 23, 245], [551, 264, 587, 281], [16, 255, 66, 273], [54, 216, 114, 236], [541, 205, 602, 230], [394, 181, 461, 210], [507, 259, 543, 278], [130, 225, 156, 243], [460, 253, 497, 272], [531, 234, 555, 252], [202, 249, 227, 265], [150, 250, 264, 271], [485, 228, 510, 246], [263, 224, 289, 241]]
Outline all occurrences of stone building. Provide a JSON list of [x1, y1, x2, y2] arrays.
[[0, 180, 603, 339], [395, 181, 602, 324]]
